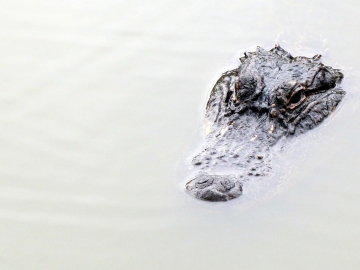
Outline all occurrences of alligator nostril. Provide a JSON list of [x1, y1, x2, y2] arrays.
[[220, 179, 235, 190], [194, 177, 214, 189]]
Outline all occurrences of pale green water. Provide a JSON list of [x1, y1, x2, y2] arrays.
[[1, 0, 360, 269]]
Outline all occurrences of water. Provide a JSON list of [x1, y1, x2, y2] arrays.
[[1, 0, 360, 269]]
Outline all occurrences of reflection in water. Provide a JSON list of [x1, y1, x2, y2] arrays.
[[0, 0, 360, 269]]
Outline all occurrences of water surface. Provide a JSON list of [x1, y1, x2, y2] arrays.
[[0, 0, 360, 269]]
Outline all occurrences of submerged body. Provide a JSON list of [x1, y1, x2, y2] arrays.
[[186, 45, 345, 202]]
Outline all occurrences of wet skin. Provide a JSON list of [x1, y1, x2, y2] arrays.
[[186, 45, 345, 202]]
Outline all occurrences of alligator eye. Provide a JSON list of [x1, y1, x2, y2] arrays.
[[287, 90, 306, 109], [289, 91, 302, 104], [310, 70, 336, 91]]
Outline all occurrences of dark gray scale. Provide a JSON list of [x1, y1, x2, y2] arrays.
[[187, 45, 345, 202]]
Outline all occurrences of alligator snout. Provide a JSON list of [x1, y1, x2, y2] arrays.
[[185, 174, 243, 202]]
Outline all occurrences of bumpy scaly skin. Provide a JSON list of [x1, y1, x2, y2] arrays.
[[186, 174, 243, 201], [186, 45, 345, 202]]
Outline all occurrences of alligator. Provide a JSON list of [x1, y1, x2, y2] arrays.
[[185, 45, 345, 202]]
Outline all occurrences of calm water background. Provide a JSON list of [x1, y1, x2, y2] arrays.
[[1, 0, 360, 269]]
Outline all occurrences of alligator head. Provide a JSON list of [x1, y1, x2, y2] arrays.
[[186, 45, 345, 202]]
